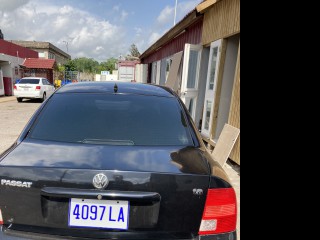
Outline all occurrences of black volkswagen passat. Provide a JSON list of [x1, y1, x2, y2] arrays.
[[0, 81, 237, 240]]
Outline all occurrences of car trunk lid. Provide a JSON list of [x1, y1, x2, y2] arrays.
[[0, 140, 211, 239]]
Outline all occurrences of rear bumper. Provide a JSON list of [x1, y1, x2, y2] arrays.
[[0, 226, 236, 240], [14, 91, 42, 99]]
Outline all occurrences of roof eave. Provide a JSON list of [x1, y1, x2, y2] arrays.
[[140, 10, 201, 59], [196, 0, 221, 14]]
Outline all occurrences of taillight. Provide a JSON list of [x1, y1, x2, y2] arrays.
[[199, 188, 237, 235], [35, 86, 41, 90], [14, 85, 17, 90], [0, 208, 3, 225]]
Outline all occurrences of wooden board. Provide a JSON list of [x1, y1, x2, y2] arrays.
[[165, 51, 183, 91], [196, 0, 220, 14], [202, 0, 240, 45], [211, 123, 240, 167]]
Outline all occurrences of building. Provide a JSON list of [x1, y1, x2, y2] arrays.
[[118, 60, 140, 82], [8, 40, 70, 66], [20, 58, 57, 84], [139, 0, 240, 165], [0, 39, 38, 96], [9, 40, 71, 82]]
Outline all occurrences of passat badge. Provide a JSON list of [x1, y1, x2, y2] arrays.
[[92, 173, 108, 189]]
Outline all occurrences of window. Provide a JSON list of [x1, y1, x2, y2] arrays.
[[166, 57, 172, 82], [204, 101, 212, 130], [48, 52, 55, 59], [208, 47, 218, 90], [29, 93, 193, 146], [19, 79, 40, 84], [151, 62, 157, 84], [42, 79, 50, 85], [188, 98, 194, 115], [186, 50, 199, 88], [38, 52, 46, 58]]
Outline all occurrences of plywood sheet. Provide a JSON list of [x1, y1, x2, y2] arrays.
[[165, 51, 183, 91], [211, 123, 240, 167]]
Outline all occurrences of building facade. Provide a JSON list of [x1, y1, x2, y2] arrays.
[[0, 39, 38, 96], [9, 40, 70, 66], [140, 0, 240, 165]]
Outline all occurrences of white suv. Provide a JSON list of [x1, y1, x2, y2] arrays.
[[14, 77, 55, 102]]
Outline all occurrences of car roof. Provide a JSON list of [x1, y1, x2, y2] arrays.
[[56, 81, 175, 98]]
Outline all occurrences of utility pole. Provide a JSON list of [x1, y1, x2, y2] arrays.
[[63, 41, 69, 53], [174, 0, 178, 25]]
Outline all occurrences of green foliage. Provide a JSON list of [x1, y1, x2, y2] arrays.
[[57, 64, 65, 72], [56, 64, 65, 79], [72, 57, 99, 73], [130, 43, 140, 57], [63, 57, 118, 74], [100, 58, 117, 72], [64, 60, 77, 71]]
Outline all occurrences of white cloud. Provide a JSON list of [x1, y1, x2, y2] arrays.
[[176, 0, 203, 20], [134, 27, 142, 37], [0, 0, 29, 12], [112, 5, 120, 11], [156, 0, 202, 27], [0, 0, 127, 62], [120, 10, 128, 21], [157, 6, 174, 26], [148, 32, 162, 46]]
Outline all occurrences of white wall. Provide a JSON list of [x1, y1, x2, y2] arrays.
[[95, 74, 118, 81], [0, 54, 25, 96], [214, 35, 240, 141], [135, 64, 148, 83]]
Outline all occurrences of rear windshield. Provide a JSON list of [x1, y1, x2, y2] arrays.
[[29, 93, 193, 146], [19, 79, 40, 84]]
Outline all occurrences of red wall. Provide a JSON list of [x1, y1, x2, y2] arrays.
[[3, 77, 13, 96], [0, 39, 38, 58], [141, 19, 203, 64]]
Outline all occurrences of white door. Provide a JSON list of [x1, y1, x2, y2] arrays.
[[119, 67, 134, 82], [180, 44, 202, 120], [201, 39, 222, 138]]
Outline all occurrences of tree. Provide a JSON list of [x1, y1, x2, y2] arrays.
[[64, 60, 77, 71], [127, 43, 140, 59], [56, 63, 65, 79], [94, 58, 117, 74], [72, 57, 99, 73]]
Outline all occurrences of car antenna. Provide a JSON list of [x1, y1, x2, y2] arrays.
[[114, 83, 118, 93]]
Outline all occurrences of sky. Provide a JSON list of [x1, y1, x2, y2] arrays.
[[0, 0, 203, 62]]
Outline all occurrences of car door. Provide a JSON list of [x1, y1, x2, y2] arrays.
[[44, 79, 54, 96]]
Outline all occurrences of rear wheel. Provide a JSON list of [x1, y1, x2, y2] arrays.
[[41, 93, 46, 102], [17, 98, 22, 102]]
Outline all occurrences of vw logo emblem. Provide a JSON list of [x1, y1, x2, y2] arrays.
[[92, 173, 109, 189]]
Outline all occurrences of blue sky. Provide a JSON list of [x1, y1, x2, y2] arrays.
[[0, 0, 202, 62]]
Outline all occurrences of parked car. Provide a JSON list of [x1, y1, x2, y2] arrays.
[[0, 81, 237, 240], [13, 77, 55, 102]]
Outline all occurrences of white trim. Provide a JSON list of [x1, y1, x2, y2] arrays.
[[201, 39, 222, 137], [180, 44, 202, 120]]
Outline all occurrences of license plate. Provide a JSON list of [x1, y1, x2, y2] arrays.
[[69, 198, 129, 229], [23, 88, 29, 91]]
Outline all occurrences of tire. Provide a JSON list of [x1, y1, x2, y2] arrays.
[[41, 93, 46, 103], [17, 98, 22, 102]]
